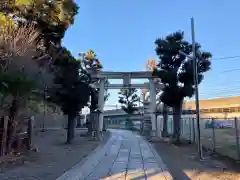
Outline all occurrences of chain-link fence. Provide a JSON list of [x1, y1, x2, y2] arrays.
[[157, 115, 240, 160]]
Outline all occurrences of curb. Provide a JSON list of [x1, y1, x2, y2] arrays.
[[138, 133, 173, 180], [147, 140, 174, 180], [56, 131, 112, 180]]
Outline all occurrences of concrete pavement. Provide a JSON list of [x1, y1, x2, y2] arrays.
[[56, 129, 173, 180]]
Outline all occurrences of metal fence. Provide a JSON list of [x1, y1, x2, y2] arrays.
[[157, 115, 240, 160]]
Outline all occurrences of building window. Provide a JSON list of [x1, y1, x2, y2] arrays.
[[230, 107, 235, 112], [223, 108, 230, 113], [210, 108, 217, 113], [201, 109, 210, 113]]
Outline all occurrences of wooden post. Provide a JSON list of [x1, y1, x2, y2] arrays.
[[188, 117, 192, 144], [211, 117, 216, 152], [192, 117, 196, 143], [27, 116, 34, 150], [234, 117, 240, 160], [0, 116, 8, 156]]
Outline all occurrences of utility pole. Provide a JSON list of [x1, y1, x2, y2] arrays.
[[191, 18, 203, 159], [179, 17, 203, 159]]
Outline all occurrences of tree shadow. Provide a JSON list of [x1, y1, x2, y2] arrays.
[[151, 138, 240, 180], [131, 169, 191, 180], [56, 129, 240, 180]]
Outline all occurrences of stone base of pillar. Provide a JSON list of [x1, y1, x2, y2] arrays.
[[102, 121, 106, 131], [151, 130, 157, 137], [148, 130, 161, 142], [90, 130, 103, 141], [99, 131, 103, 140]]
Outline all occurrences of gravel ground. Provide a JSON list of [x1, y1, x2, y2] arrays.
[[0, 129, 110, 180], [151, 138, 240, 180]]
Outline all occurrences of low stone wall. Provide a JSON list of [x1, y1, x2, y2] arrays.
[[33, 113, 67, 130]]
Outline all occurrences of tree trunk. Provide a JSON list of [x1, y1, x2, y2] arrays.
[[172, 99, 183, 143], [87, 113, 93, 135], [6, 98, 18, 153], [71, 118, 75, 140], [66, 114, 75, 144], [162, 104, 168, 137]]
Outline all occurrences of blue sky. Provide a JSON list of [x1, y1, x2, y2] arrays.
[[63, 0, 240, 108]]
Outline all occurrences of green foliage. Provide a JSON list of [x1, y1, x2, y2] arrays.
[[89, 87, 98, 112], [77, 50, 106, 111], [104, 79, 110, 102], [80, 50, 103, 70], [27, 100, 40, 113], [48, 47, 91, 117], [0, 0, 79, 145], [0, 0, 80, 94], [0, 72, 36, 96], [88, 80, 109, 112], [1, 0, 79, 49], [118, 88, 139, 114], [153, 31, 212, 107]]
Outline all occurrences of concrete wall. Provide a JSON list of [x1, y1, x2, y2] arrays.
[[33, 112, 67, 130]]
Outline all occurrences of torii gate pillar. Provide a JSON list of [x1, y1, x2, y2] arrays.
[[98, 78, 105, 133], [149, 78, 157, 136]]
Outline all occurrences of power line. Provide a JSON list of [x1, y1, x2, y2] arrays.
[[200, 83, 240, 91], [211, 55, 240, 61], [221, 68, 240, 73], [200, 80, 240, 89]]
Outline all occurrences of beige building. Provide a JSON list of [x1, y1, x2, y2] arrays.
[[184, 96, 240, 119]]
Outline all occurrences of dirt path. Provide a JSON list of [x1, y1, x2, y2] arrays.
[[0, 129, 110, 180], [151, 138, 240, 180]]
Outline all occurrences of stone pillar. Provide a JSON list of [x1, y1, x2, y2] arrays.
[[149, 79, 157, 137], [143, 100, 151, 136], [98, 78, 105, 133]]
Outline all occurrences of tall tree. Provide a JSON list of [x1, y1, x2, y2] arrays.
[[153, 31, 212, 142], [48, 48, 91, 144], [144, 58, 169, 136], [118, 88, 139, 129], [0, 0, 80, 146], [0, 16, 54, 153], [141, 58, 156, 101], [77, 49, 103, 135], [80, 49, 103, 70]]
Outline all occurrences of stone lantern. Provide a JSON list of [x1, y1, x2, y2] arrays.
[[91, 109, 102, 140]]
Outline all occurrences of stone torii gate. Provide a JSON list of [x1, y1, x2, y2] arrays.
[[89, 71, 164, 136]]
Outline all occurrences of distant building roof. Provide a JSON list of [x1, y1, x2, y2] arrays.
[[184, 96, 240, 109]]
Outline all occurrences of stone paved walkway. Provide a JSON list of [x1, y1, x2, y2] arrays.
[[56, 129, 173, 180]]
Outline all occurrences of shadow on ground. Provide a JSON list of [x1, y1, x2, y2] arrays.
[[76, 129, 240, 180], [151, 137, 240, 180], [0, 129, 110, 180]]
